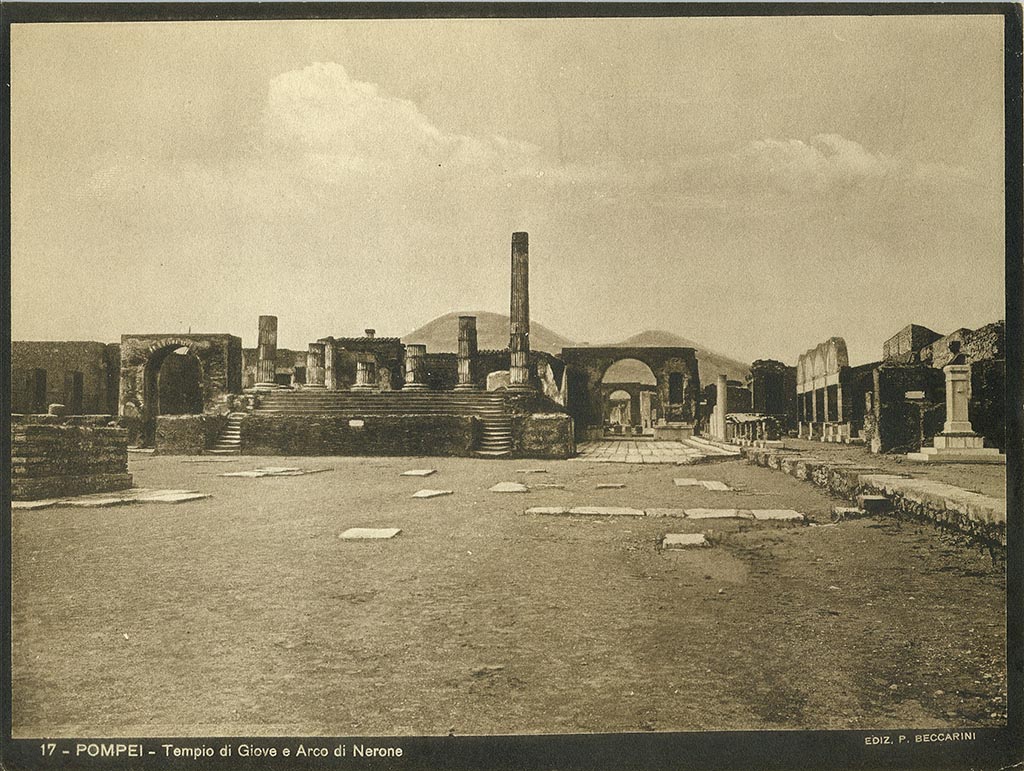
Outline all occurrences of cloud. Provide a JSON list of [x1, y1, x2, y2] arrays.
[[263, 62, 541, 177]]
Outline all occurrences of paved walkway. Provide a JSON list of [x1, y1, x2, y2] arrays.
[[573, 439, 738, 464]]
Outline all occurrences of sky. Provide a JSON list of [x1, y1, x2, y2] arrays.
[[9, 14, 1006, 366]]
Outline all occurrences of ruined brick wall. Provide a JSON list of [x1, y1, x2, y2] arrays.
[[970, 359, 1005, 450], [11, 416, 131, 500], [748, 359, 795, 422], [864, 365, 945, 453], [422, 353, 459, 390], [238, 413, 478, 456], [11, 341, 117, 415], [155, 414, 229, 455], [882, 325, 942, 363], [512, 413, 575, 459], [243, 348, 306, 388]]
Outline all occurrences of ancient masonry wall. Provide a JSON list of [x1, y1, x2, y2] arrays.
[[511, 413, 575, 459], [11, 416, 131, 500], [11, 341, 120, 415], [155, 414, 230, 455], [238, 414, 479, 456], [739, 446, 1005, 547]]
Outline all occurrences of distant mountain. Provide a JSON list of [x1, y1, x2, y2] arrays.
[[403, 311, 574, 354], [403, 315, 750, 386], [610, 330, 751, 385]]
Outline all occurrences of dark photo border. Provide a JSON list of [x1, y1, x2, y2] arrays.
[[1, 4, 1020, 770]]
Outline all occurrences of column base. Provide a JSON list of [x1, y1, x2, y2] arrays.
[[402, 383, 430, 391], [453, 383, 481, 391], [350, 384, 377, 392]]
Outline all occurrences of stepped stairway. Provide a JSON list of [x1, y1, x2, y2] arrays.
[[252, 390, 513, 457], [208, 412, 244, 455]]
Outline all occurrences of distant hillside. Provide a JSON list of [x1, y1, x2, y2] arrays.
[[403, 315, 750, 386], [610, 330, 751, 385], [403, 311, 574, 354]]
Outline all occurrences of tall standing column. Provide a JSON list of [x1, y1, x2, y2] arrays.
[[323, 342, 337, 390], [455, 315, 479, 390], [508, 232, 533, 390], [255, 315, 278, 388], [352, 353, 376, 391], [306, 343, 325, 388], [716, 374, 728, 440], [403, 344, 428, 390]]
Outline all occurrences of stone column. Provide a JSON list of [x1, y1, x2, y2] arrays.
[[942, 364, 974, 434], [403, 344, 428, 390], [508, 232, 532, 390], [352, 353, 376, 391], [716, 374, 728, 440], [255, 315, 278, 388], [455, 315, 479, 390], [306, 343, 325, 388], [323, 342, 337, 390]]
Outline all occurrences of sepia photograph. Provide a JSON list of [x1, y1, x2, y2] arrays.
[[2, 4, 1021, 769]]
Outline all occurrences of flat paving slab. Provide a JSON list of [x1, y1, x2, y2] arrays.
[[490, 482, 529, 493], [412, 489, 454, 499], [339, 527, 401, 540], [750, 509, 806, 521], [568, 506, 645, 517], [13, 489, 210, 510], [220, 467, 332, 478], [685, 508, 754, 520], [644, 508, 688, 518], [674, 478, 733, 491], [516, 469, 549, 474], [663, 533, 710, 549], [596, 483, 625, 489], [524, 506, 571, 516], [401, 469, 437, 477]]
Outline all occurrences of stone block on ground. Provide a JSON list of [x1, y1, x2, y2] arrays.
[[832, 506, 867, 521], [134, 491, 211, 504], [516, 469, 548, 474], [401, 469, 437, 477], [490, 482, 529, 493], [663, 533, 710, 549], [596, 483, 625, 489], [412, 489, 454, 499], [11, 499, 60, 511], [857, 494, 891, 514], [524, 506, 570, 516], [701, 481, 732, 491], [568, 506, 645, 517], [339, 527, 401, 540], [684, 508, 753, 520], [750, 509, 805, 522], [644, 508, 688, 518]]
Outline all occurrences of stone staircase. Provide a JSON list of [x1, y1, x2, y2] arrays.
[[208, 412, 244, 455], [252, 390, 513, 457]]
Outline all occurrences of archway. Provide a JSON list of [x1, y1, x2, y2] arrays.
[[600, 359, 659, 437], [142, 345, 204, 444]]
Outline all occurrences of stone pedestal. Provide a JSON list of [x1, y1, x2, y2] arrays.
[[306, 343, 326, 388], [255, 315, 279, 389], [455, 315, 479, 390], [508, 232, 533, 391], [351, 355, 377, 392], [403, 344, 429, 391], [907, 364, 1004, 464]]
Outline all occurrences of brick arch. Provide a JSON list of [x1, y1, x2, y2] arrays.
[[119, 333, 243, 445], [560, 346, 701, 438]]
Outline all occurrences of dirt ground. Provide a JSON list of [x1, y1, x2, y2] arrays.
[[10, 454, 1006, 737], [781, 438, 1007, 499]]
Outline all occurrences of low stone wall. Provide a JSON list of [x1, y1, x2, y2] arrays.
[[740, 446, 1005, 547], [238, 413, 478, 457], [11, 415, 131, 500], [513, 413, 575, 459], [154, 414, 229, 455]]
